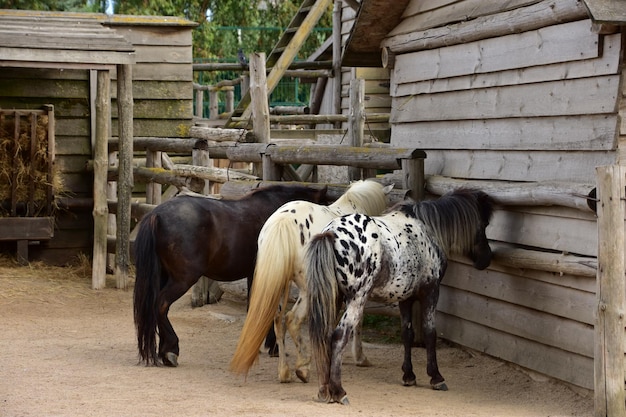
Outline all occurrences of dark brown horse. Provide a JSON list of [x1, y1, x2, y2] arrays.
[[133, 183, 328, 367]]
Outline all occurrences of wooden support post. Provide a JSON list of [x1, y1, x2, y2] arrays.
[[225, 87, 235, 115], [332, 0, 342, 129], [250, 52, 270, 177], [145, 150, 162, 205], [115, 64, 133, 290], [190, 139, 218, 307], [192, 140, 212, 195], [403, 156, 425, 345], [349, 78, 368, 180], [195, 88, 204, 118], [594, 165, 626, 417], [402, 157, 425, 201], [208, 87, 219, 120], [107, 152, 118, 274], [262, 149, 281, 181], [92, 70, 111, 290]]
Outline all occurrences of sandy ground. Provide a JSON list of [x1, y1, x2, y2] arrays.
[[1, 261, 594, 417]]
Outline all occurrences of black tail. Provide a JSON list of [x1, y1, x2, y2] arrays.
[[133, 212, 162, 366], [306, 231, 339, 386]]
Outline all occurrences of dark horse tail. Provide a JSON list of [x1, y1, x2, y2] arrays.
[[306, 231, 340, 387], [133, 212, 161, 366]]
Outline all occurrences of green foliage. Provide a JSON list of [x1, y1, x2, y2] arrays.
[[0, 0, 97, 11]]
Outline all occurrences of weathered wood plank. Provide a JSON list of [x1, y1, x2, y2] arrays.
[[425, 175, 596, 212], [583, 0, 626, 24], [439, 285, 593, 357], [111, 26, 192, 47], [395, 0, 542, 35], [391, 75, 618, 123], [0, 46, 134, 65], [420, 149, 616, 182], [111, 99, 192, 119], [486, 258, 597, 293], [131, 45, 192, 64], [111, 81, 193, 100], [384, 0, 589, 54], [0, 217, 54, 240], [112, 63, 193, 81], [488, 207, 598, 257], [0, 78, 88, 98], [393, 20, 597, 84], [594, 164, 626, 416], [111, 118, 193, 137], [56, 118, 90, 136], [437, 313, 594, 390], [0, 67, 88, 80], [392, 115, 619, 151], [444, 261, 595, 325], [393, 33, 620, 96]]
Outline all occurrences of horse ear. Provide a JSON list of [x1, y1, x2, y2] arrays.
[[383, 184, 394, 194]]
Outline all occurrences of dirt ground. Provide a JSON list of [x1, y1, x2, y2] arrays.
[[1, 259, 594, 417]]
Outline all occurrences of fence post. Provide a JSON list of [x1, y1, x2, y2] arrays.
[[195, 87, 204, 118], [349, 78, 368, 180], [92, 70, 110, 290], [145, 150, 162, 205], [209, 87, 219, 120], [115, 63, 133, 290], [595, 164, 626, 417], [250, 52, 271, 178]]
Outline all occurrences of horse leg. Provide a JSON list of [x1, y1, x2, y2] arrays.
[[157, 279, 190, 367], [327, 304, 361, 405], [275, 304, 292, 383], [352, 315, 372, 367], [421, 291, 447, 391], [398, 299, 417, 386], [286, 295, 310, 383]]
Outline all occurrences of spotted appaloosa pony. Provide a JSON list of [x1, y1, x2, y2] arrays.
[[133, 183, 328, 367], [230, 180, 394, 383], [306, 189, 494, 404]]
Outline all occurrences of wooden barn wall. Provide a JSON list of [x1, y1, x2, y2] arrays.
[[0, 23, 194, 265], [384, 0, 620, 391], [107, 24, 194, 138]]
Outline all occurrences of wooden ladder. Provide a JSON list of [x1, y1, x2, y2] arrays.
[[225, 0, 332, 128]]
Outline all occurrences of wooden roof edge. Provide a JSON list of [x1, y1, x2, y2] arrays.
[[582, 0, 626, 24], [341, 0, 410, 68], [0, 9, 198, 28]]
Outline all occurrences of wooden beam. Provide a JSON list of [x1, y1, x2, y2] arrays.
[[92, 70, 110, 290], [115, 63, 133, 290], [594, 165, 626, 417], [382, 0, 589, 54]]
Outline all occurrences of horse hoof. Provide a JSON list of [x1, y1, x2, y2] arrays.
[[163, 352, 179, 367], [267, 344, 279, 357], [314, 393, 331, 403], [402, 378, 416, 387], [339, 395, 350, 405], [356, 357, 372, 367], [296, 369, 309, 383], [432, 381, 448, 391]]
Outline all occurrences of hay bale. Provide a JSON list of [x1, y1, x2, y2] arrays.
[[0, 112, 57, 217]]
